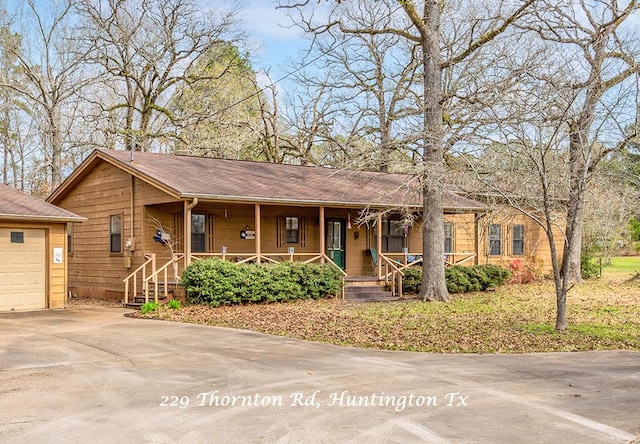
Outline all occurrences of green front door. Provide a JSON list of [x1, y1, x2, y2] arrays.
[[326, 219, 345, 269]]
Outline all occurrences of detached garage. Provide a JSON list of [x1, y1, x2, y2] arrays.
[[0, 184, 84, 312]]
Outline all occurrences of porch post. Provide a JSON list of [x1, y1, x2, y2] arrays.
[[184, 198, 198, 268], [184, 200, 191, 269], [377, 211, 382, 279], [319, 206, 325, 263], [255, 203, 261, 263]]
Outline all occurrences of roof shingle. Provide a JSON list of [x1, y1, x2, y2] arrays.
[[51, 149, 486, 211], [0, 183, 84, 222]]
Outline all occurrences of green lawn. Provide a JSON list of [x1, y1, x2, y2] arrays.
[[139, 258, 640, 354], [605, 256, 640, 277]]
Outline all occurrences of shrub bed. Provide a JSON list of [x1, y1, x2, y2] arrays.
[[181, 259, 343, 306], [402, 264, 511, 294]]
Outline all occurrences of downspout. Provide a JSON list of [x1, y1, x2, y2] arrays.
[[184, 197, 199, 269], [129, 176, 135, 260]]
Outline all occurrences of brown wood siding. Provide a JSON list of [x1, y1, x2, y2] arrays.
[[478, 211, 564, 272], [58, 161, 177, 297]]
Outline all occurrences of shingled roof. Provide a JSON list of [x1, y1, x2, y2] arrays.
[[49, 149, 486, 211], [0, 183, 84, 222]]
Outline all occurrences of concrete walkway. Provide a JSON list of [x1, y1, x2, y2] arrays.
[[0, 308, 638, 444]]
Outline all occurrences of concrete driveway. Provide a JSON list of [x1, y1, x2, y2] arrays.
[[0, 308, 638, 444]]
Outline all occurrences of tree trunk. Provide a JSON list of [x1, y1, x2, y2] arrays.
[[421, 168, 448, 302], [562, 127, 589, 283], [49, 108, 62, 188], [418, 1, 449, 302], [562, 204, 584, 283], [544, 194, 568, 331], [554, 277, 567, 331]]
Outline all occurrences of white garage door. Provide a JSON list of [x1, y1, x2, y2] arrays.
[[0, 228, 46, 311]]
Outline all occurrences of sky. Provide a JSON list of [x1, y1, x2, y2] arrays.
[[227, 0, 311, 79]]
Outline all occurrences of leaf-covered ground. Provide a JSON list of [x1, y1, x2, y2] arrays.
[[131, 271, 640, 354]]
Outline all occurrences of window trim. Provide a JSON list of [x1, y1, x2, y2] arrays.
[[285, 216, 300, 244], [191, 213, 207, 253], [488, 224, 502, 256], [443, 222, 454, 254], [382, 218, 405, 253], [512, 224, 525, 256], [67, 223, 73, 255], [109, 214, 123, 255]]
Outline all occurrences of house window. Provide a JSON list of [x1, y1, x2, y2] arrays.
[[67, 224, 73, 254], [10, 231, 24, 243], [383, 219, 405, 252], [110, 215, 122, 254], [444, 223, 453, 254], [286, 217, 299, 243], [489, 224, 501, 256], [512, 225, 524, 256], [191, 214, 206, 253]]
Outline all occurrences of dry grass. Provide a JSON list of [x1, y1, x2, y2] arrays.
[[130, 265, 640, 354]]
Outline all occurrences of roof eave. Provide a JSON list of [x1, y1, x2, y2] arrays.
[[178, 193, 421, 208], [0, 214, 86, 223], [48, 149, 182, 203], [179, 192, 483, 211]]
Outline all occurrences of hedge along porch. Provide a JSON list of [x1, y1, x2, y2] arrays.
[[47, 149, 487, 302]]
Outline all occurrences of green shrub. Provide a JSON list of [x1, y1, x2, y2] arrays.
[[166, 299, 181, 310], [401, 264, 511, 295], [401, 267, 422, 294], [445, 266, 475, 293], [181, 258, 343, 306], [628, 216, 640, 242], [581, 250, 601, 279], [141, 302, 159, 314]]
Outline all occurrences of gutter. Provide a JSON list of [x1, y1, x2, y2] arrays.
[[178, 193, 486, 212], [0, 214, 87, 223]]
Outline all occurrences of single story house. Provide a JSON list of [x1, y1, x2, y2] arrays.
[[0, 184, 85, 311], [47, 149, 561, 302]]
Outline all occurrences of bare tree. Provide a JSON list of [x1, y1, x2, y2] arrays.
[[521, 0, 640, 284], [0, 0, 91, 190], [281, 0, 535, 301], [583, 175, 640, 263], [465, 0, 640, 330], [286, 1, 422, 172], [76, 0, 239, 152]]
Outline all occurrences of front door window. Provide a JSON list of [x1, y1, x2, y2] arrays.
[[326, 219, 345, 269]]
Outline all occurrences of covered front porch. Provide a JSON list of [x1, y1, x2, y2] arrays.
[[123, 199, 478, 304]]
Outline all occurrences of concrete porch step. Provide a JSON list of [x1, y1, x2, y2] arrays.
[[343, 281, 398, 302]]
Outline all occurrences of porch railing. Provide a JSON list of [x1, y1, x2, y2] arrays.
[[142, 254, 185, 304], [124, 250, 475, 304], [378, 251, 478, 298], [123, 253, 155, 305]]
